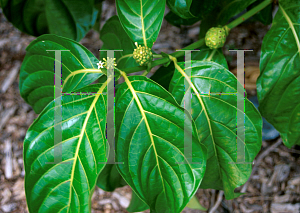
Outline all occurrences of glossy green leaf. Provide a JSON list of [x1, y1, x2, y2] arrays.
[[257, 0, 300, 148], [199, 0, 256, 38], [191, 47, 228, 69], [23, 83, 108, 213], [115, 75, 207, 212], [92, 0, 104, 32], [165, 11, 200, 27], [96, 164, 127, 192], [127, 191, 206, 212], [0, 0, 98, 41], [248, 0, 273, 25], [116, 0, 165, 47], [150, 63, 175, 90], [151, 48, 227, 91], [189, 0, 221, 20], [186, 195, 207, 211], [166, 0, 195, 19], [19, 34, 103, 114], [100, 16, 139, 69], [127, 190, 149, 213], [217, 0, 257, 25], [170, 61, 262, 199]]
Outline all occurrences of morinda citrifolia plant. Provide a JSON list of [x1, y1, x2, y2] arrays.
[[1, 0, 299, 212]]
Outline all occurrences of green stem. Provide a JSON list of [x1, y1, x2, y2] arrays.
[[122, 0, 272, 74], [227, 0, 273, 29], [153, 54, 163, 58]]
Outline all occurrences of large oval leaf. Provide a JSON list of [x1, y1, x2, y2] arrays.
[[127, 190, 149, 213], [0, 0, 98, 41], [170, 61, 262, 199], [20, 34, 103, 114], [24, 83, 108, 213], [96, 164, 127, 192], [150, 47, 227, 91], [164, 11, 200, 27], [199, 0, 256, 38], [100, 16, 139, 69], [191, 47, 228, 69], [116, 0, 165, 47], [166, 0, 195, 19], [257, 0, 300, 148], [115, 75, 207, 213], [247, 0, 273, 25], [166, 0, 220, 20]]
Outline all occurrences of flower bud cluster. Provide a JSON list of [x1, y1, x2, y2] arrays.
[[133, 42, 153, 66]]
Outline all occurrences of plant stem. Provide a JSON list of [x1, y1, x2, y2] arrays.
[[153, 54, 163, 58], [122, 0, 272, 74], [227, 0, 273, 29]]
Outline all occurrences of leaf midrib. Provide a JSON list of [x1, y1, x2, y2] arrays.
[[121, 72, 166, 199], [66, 80, 108, 212], [174, 63, 223, 183], [140, 0, 147, 46], [279, 4, 300, 54]]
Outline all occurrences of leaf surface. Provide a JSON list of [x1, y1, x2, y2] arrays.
[[115, 75, 207, 212], [116, 0, 165, 47], [199, 0, 256, 38], [19, 34, 103, 113], [151, 47, 227, 91], [186, 195, 207, 211], [170, 61, 262, 199], [0, 0, 98, 41], [150, 63, 175, 90], [191, 47, 228, 69], [127, 190, 149, 213], [248, 0, 273, 25], [164, 11, 200, 27], [24, 83, 108, 213], [96, 164, 127, 192], [257, 0, 300, 148], [100, 16, 138, 69], [166, 0, 194, 19]]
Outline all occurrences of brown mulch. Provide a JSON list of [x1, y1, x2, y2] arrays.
[[1, 3, 300, 213]]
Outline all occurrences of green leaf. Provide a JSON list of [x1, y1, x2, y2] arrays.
[[116, 0, 165, 47], [189, 0, 221, 20], [165, 11, 200, 27], [150, 63, 175, 90], [115, 75, 207, 213], [100, 16, 139, 69], [199, 0, 256, 38], [96, 164, 127, 192], [19, 34, 103, 114], [127, 190, 149, 212], [166, 0, 195, 19], [257, 0, 300, 148], [92, 0, 104, 33], [150, 48, 227, 91], [0, 0, 98, 41], [23, 83, 108, 213], [191, 47, 228, 69], [166, 0, 221, 22], [217, 0, 257, 25], [248, 0, 273, 25], [169, 61, 262, 199], [186, 195, 207, 211]]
